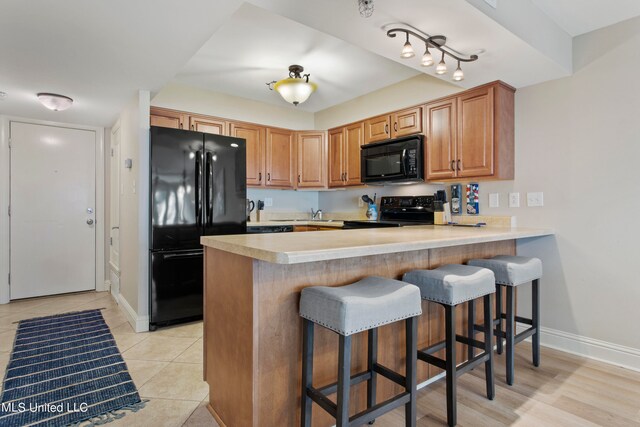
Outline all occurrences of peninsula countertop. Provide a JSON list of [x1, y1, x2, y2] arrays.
[[201, 225, 554, 264]]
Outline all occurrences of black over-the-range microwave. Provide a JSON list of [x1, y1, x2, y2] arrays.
[[360, 134, 424, 184]]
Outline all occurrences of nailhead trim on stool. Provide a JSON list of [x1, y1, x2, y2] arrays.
[[468, 256, 542, 385], [299, 277, 422, 427], [403, 265, 495, 427]]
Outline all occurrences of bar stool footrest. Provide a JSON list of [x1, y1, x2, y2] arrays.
[[348, 392, 411, 427], [315, 370, 372, 396], [373, 363, 406, 388]]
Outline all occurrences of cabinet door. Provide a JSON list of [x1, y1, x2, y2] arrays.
[[328, 128, 345, 188], [229, 122, 264, 187], [189, 115, 226, 135], [391, 106, 422, 138], [297, 132, 326, 188], [364, 114, 391, 144], [150, 107, 186, 129], [425, 99, 457, 180], [457, 86, 494, 178], [344, 122, 364, 186], [265, 128, 295, 188]]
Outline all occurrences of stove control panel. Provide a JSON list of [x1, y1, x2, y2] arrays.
[[380, 196, 435, 210]]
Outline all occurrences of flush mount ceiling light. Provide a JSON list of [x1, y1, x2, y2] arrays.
[[266, 65, 317, 106], [387, 28, 478, 81], [37, 93, 73, 111], [358, 0, 374, 18]]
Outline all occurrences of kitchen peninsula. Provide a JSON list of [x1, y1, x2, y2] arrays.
[[201, 226, 554, 426]]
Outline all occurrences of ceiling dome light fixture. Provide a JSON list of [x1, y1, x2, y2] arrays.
[[267, 65, 317, 106], [37, 93, 73, 111], [387, 28, 478, 81], [358, 0, 374, 18]]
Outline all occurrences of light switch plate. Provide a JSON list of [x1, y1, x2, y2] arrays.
[[527, 192, 544, 207], [508, 193, 520, 208], [264, 198, 273, 207], [489, 193, 499, 208]]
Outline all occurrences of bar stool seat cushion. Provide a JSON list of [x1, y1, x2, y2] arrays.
[[299, 276, 422, 336], [403, 264, 495, 306], [468, 256, 542, 286]]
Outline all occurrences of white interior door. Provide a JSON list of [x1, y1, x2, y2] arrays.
[[10, 122, 96, 299]]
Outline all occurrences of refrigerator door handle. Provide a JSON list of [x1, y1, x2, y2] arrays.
[[161, 251, 203, 259], [195, 150, 202, 227], [205, 151, 214, 226]]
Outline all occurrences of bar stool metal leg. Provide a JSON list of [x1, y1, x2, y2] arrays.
[[301, 319, 314, 427], [495, 285, 503, 355], [337, 335, 352, 427], [405, 317, 418, 427], [444, 304, 457, 427], [532, 279, 540, 367], [483, 294, 495, 400], [467, 300, 476, 361], [367, 328, 378, 424], [505, 286, 515, 386]]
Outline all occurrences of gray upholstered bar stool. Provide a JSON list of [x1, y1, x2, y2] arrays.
[[468, 255, 542, 385], [299, 276, 422, 427], [403, 265, 496, 427]]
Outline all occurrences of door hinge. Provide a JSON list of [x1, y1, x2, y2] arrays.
[[7, 138, 11, 149], [111, 148, 114, 157], [7, 273, 10, 286], [7, 205, 10, 217], [110, 237, 112, 246]]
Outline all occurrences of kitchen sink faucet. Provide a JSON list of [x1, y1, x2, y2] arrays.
[[311, 208, 323, 220]]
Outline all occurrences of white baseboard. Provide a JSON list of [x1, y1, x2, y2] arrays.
[[516, 324, 640, 372], [116, 292, 149, 333]]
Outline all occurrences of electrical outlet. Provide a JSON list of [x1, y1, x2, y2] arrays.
[[264, 198, 273, 207], [489, 193, 499, 208], [527, 192, 544, 207], [508, 193, 520, 208]]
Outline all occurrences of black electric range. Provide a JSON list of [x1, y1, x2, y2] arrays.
[[343, 195, 435, 229]]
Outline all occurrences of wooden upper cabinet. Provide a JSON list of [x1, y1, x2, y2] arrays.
[[391, 106, 423, 138], [265, 128, 295, 188], [424, 81, 514, 181], [189, 115, 227, 135], [425, 99, 457, 180], [296, 131, 326, 188], [364, 114, 391, 144], [229, 121, 264, 187], [328, 128, 345, 188], [344, 122, 364, 185], [150, 107, 186, 130]]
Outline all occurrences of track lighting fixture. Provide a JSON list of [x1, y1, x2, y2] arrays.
[[387, 27, 478, 81]]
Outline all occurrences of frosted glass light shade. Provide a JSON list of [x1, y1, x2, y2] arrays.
[[421, 50, 434, 67], [273, 78, 317, 106], [400, 41, 415, 58], [436, 59, 447, 75], [37, 93, 73, 111], [453, 65, 464, 81]]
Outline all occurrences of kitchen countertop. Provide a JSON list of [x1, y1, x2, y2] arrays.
[[201, 225, 554, 264]]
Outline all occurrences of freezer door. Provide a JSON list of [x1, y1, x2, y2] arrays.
[[150, 126, 203, 250], [149, 250, 203, 327], [203, 134, 247, 235]]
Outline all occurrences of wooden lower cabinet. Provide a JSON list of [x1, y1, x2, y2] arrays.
[[265, 128, 295, 188]]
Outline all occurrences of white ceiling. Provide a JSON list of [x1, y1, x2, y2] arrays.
[[2, 0, 640, 126], [531, 0, 640, 36], [173, 3, 420, 112]]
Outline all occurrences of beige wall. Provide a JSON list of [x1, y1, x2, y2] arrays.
[[314, 74, 459, 130], [116, 91, 150, 330], [477, 18, 640, 360], [152, 82, 314, 130]]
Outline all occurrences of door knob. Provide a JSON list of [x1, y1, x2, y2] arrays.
[[87, 219, 94, 225]]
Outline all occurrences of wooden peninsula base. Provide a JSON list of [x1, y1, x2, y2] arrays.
[[203, 240, 516, 426]]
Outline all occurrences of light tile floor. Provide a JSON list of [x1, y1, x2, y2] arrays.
[[0, 291, 218, 427]]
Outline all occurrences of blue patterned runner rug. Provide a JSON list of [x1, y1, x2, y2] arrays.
[[0, 309, 145, 426]]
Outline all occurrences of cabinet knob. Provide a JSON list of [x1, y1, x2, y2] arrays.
[[179, 123, 183, 129]]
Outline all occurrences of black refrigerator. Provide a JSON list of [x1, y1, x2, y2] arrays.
[[149, 126, 246, 330]]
